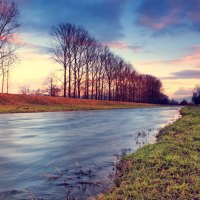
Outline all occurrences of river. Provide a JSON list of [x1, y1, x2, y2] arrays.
[[0, 107, 180, 200]]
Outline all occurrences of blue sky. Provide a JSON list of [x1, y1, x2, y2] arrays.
[[11, 0, 200, 100]]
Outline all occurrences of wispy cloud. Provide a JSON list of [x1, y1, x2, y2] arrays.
[[128, 45, 145, 53], [173, 87, 193, 101], [174, 87, 193, 96], [103, 41, 145, 52], [162, 70, 200, 80], [10, 33, 51, 55], [136, 0, 200, 35], [141, 46, 200, 67]]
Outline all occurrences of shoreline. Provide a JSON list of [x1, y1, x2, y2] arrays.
[[0, 94, 159, 114], [95, 106, 200, 199], [0, 104, 160, 114]]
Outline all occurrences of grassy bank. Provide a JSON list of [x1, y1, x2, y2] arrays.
[[96, 107, 200, 199], [0, 94, 155, 113]]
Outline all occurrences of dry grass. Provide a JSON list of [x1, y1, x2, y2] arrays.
[[0, 94, 155, 113]]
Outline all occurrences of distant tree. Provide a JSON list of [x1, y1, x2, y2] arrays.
[[192, 85, 200, 105], [143, 75, 163, 103], [43, 73, 61, 96], [170, 99, 179, 105], [156, 93, 169, 104], [180, 99, 188, 105], [19, 85, 30, 95], [180, 99, 188, 106], [30, 89, 43, 96]]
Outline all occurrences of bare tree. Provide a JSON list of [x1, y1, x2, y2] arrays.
[[19, 85, 30, 95], [50, 22, 166, 104], [73, 26, 89, 98], [104, 48, 115, 101], [0, 1, 19, 59], [84, 37, 97, 99], [0, 44, 17, 93], [51, 23, 76, 97], [0, 1, 19, 93], [43, 73, 60, 96]]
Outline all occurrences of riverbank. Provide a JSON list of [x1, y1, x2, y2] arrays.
[[95, 106, 200, 199], [0, 94, 156, 113]]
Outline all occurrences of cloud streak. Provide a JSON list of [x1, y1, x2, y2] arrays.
[[141, 46, 200, 67], [174, 87, 193, 96], [163, 70, 200, 80], [103, 41, 144, 52], [136, 0, 200, 35]]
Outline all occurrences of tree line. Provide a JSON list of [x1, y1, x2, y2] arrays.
[[0, 0, 172, 104], [2, 1, 198, 105], [51, 23, 167, 104]]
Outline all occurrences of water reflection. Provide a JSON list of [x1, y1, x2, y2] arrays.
[[0, 107, 180, 199]]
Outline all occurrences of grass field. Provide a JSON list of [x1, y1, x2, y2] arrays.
[[95, 106, 200, 199], [0, 94, 155, 113]]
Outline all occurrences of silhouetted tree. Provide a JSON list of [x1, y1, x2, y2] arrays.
[[192, 85, 200, 105], [156, 93, 169, 104], [180, 99, 188, 105], [51, 23, 76, 97], [50, 22, 167, 104], [170, 99, 179, 105]]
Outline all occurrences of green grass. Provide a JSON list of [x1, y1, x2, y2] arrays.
[[95, 106, 200, 200]]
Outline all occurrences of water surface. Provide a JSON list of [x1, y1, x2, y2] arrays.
[[0, 107, 180, 199]]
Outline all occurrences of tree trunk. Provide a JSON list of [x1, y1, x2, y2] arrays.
[[108, 79, 111, 101], [6, 72, 9, 94], [63, 64, 67, 97], [68, 60, 71, 98], [2, 72, 4, 93]]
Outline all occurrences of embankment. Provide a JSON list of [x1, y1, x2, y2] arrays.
[[95, 106, 200, 199], [0, 94, 155, 113]]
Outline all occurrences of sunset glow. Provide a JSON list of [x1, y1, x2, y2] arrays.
[[8, 0, 200, 100]]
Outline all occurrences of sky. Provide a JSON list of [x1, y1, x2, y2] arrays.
[[9, 0, 200, 100]]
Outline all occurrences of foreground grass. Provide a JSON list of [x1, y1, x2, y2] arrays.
[[96, 107, 200, 200], [0, 94, 156, 113]]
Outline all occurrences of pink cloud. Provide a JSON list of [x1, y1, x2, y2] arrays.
[[172, 47, 200, 66], [136, 0, 200, 34], [103, 41, 144, 52], [0, 34, 24, 45], [141, 46, 200, 67], [138, 15, 178, 30], [103, 41, 127, 49], [174, 87, 193, 96]]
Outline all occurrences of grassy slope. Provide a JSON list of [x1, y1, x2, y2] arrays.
[[96, 107, 200, 200], [0, 94, 155, 113]]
